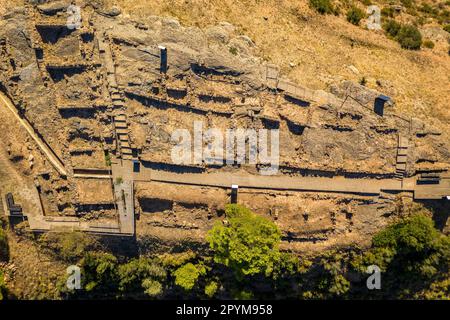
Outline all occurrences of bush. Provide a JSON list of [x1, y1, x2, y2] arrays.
[[347, 6, 365, 25], [0, 229, 8, 262], [383, 19, 402, 38], [207, 204, 282, 277], [396, 25, 422, 49], [423, 40, 435, 49], [309, 0, 335, 15]]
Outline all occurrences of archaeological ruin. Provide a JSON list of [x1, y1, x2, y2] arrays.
[[0, 1, 449, 252]]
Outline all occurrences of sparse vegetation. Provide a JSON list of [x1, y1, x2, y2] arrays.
[[346, 6, 365, 25], [38, 232, 99, 263], [115, 177, 123, 185]]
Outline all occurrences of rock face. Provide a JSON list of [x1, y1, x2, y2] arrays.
[[0, 2, 449, 250]]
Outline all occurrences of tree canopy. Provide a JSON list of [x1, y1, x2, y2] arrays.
[[207, 204, 282, 277]]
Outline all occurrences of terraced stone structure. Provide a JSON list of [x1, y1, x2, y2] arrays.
[[0, 1, 448, 251]]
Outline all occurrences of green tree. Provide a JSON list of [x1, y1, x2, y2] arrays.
[[207, 204, 281, 277], [351, 214, 450, 298], [173, 263, 206, 291]]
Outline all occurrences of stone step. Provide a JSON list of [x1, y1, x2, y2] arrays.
[[114, 122, 127, 129], [396, 155, 407, 163]]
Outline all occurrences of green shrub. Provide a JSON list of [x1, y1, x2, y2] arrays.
[[0, 229, 9, 262], [444, 24, 450, 33], [383, 19, 402, 38], [346, 6, 365, 25], [423, 39, 435, 48], [396, 24, 422, 49], [309, 0, 335, 14]]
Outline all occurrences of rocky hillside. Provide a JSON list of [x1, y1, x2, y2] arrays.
[[111, 0, 449, 132]]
